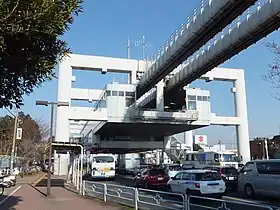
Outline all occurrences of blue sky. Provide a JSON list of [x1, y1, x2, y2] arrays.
[[2, 0, 280, 148]]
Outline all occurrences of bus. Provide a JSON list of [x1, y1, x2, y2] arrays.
[[182, 151, 239, 169], [89, 154, 116, 179]]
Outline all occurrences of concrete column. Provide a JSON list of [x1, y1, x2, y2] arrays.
[[156, 150, 161, 165], [184, 131, 193, 151], [156, 80, 165, 111], [233, 70, 250, 163], [55, 58, 72, 142], [164, 136, 171, 149]]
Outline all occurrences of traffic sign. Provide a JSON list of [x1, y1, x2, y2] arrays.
[[16, 128, 23, 140]]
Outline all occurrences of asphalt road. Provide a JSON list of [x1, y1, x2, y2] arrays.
[[84, 175, 280, 210]]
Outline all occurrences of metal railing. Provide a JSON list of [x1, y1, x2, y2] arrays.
[[167, 0, 270, 81], [188, 195, 274, 210], [82, 181, 274, 210], [146, 0, 209, 63], [94, 85, 107, 111]]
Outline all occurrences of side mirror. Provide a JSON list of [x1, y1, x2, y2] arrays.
[[171, 177, 176, 180]]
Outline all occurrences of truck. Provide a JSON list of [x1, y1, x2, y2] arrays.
[[118, 153, 140, 175]]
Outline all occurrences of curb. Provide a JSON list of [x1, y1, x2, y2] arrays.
[[31, 173, 46, 186]]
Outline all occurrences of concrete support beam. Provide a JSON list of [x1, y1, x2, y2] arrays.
[[156, 80, 165, 111], [71, 88, 104, 101], [69, 107, 108, 121], [234, 71, 250, 163], [210, 115, 241, 126], [100, 140, 164, 149]]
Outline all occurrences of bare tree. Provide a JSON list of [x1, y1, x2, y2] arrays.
[[262, 41, 280, 98]]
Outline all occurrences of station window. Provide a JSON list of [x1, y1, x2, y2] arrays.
[[112, 91, 118, 96], [119, 91, 124, 96], [126, 91, 135, 98], [197, 96, 202, 101], [188, 101, 197, 110], [203, 96, 208, 101], [188, 95, 196, 101], [106, 90, 111, 96]]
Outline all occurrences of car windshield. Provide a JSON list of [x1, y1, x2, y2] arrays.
[[169, 165, 181, 171], [196, 172, 222, 181], [149, 169, 166, 176], [93, 156, 114, 163], [222, 167, 238, 175]]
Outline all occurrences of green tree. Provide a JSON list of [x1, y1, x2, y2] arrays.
[[0, 0, 83, 108]]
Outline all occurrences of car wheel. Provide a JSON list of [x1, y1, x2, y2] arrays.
[[133, 179, 138, 188], [144, 181, 149, 189], [185, 189, 190, 196], [167, 185, 172, 193], [216, 194, 223, 199], [244, 184, 255, 198]]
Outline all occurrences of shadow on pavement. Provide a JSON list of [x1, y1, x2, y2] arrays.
[[30, 178, 66, 197], [0, 195, 23, 210]]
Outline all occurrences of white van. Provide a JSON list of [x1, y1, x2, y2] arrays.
[[238, 159, 280, 198]]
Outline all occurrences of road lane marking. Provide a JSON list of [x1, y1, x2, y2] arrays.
[[0, 185, 22, 207], [223, 196, 280, 209]]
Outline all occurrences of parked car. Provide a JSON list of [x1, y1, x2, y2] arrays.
[[161, 164, 182, 178], [238, 159, 280, 198], [203, 166, 239, 190], [167, 169, 226, 198], [134, 168, 169, 189]]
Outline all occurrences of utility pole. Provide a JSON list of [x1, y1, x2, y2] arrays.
[[46, 102, 54, 196], [127, 37, 131, 59], [127, 36, 146, 60], [10, 112, 18, 171]]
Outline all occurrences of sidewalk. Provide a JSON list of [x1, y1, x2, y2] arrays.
[[0, 175, 122, 210]]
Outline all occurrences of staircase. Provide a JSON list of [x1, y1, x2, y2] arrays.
[[165, 136, 188, 163]]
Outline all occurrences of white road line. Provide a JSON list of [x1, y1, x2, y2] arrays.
[[223, 196, 280, 209], [0, 185, 22, 207]]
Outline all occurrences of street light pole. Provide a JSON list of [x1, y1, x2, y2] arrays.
[[36, 100, 69, 197], [46, 102, 54, 197]]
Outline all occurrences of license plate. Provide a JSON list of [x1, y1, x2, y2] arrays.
[[228, 177, 234, 180], [103, 168, 109, 172], [158, 177, 164, 180]]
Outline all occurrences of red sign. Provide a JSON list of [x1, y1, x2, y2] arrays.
[[198, 136, 204, 142]]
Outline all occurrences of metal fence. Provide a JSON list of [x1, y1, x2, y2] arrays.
[[187, 195, 274, 210], [83, 181, 274, 210]]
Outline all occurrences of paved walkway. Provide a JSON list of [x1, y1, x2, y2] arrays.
[[0, 174, 122, 210]]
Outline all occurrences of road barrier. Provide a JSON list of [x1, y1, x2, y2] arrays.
[[83, 181, 274, 210]]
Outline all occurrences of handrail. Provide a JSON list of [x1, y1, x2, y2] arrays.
[[167, 0, 265, 80], [94, 85, 107, 111], [146, 0, 208, 63]]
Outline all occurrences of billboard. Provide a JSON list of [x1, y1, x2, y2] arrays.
[[194, 135, 207, 146]]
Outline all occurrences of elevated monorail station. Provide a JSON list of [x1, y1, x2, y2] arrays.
[[53, 0, 280, 175]]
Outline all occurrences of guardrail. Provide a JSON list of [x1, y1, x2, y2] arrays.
[[83, 181, 274, 210]]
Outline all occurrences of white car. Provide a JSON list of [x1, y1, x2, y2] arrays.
[[167, 170, 226, 198]]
